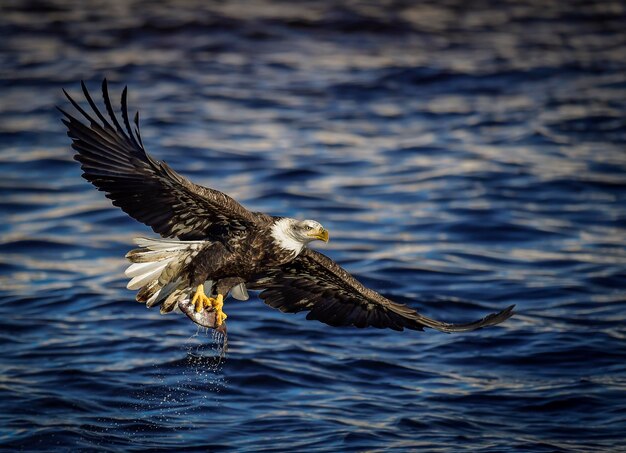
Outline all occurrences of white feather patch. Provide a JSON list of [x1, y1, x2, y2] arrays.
[[124, 259, 173, 278], [271, 218, 305, 255], [127, 264, 168, 290]]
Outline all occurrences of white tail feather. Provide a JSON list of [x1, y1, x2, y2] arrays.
[[127, 265, 168, 290], [125, 237, 210, 308], [125, 259, 173, 278]]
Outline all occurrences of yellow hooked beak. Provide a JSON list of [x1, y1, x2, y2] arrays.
[[310, 227, 329, 243]]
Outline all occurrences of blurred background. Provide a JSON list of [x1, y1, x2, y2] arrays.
[[1, 0, 625, 451]]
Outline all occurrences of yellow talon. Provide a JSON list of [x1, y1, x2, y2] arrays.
[[191, 285, 227, 326], [192, 284, 210, 313], [209, 294, 227, 326]]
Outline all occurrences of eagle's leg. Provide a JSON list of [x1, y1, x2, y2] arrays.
[[191, 285, 228, 326], [192, 284, 211, 313], [208, 294, 227, 326]]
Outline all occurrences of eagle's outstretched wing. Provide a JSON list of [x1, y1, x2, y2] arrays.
[[59, 80, 262, 241], [250, 249, 515, 332]]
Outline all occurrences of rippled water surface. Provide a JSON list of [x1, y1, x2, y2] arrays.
[[1, 0, 626, 451]]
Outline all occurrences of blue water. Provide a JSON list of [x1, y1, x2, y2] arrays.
[[1, 0, 626, 451]]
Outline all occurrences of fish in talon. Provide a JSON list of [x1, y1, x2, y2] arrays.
[[178, 296, 221, 330]]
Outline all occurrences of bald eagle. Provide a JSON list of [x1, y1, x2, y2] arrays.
[[59, 80, 514, 334]]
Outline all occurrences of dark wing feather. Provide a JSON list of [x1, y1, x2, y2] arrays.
[[59, 80, 264, 240], [250, 249, 515, 332]]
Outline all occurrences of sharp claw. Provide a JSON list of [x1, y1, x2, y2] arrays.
[[192, 284, 209, 313], [210, 294, 226, 326], [190, 286, 227, 326]]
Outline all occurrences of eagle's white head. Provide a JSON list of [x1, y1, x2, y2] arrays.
[[271, 218, 329, 255]]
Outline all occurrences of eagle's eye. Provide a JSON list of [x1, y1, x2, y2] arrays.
[[305, 225, 313, 231]]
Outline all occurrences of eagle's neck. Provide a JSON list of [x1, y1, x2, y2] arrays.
[[271, 218, 305, 257]]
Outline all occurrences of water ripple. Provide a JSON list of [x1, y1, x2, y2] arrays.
[[1, 0, 625, 451]]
